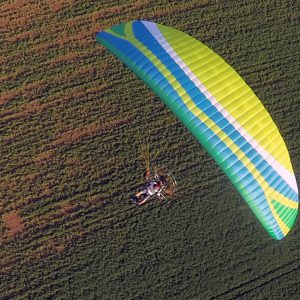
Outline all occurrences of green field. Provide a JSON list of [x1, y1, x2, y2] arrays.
[[1, 0, 300, 299]]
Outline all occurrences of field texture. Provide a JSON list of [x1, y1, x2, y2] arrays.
[[1, 0, 300, 299]]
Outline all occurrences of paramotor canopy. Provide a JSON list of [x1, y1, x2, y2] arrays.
[[96, 21, 298, 240]]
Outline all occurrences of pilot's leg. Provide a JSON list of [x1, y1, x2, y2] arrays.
[[138, 194, 151, 206], [136, 189, 147, 197]]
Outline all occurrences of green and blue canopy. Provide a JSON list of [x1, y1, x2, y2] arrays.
[[96, 21, 298, 240]]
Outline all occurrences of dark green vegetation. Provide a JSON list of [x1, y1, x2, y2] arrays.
[[1, 0, 299, 299]]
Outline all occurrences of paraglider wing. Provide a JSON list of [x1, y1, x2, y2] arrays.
[[96, 21, 298, 240]]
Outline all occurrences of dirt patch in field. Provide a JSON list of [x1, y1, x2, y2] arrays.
[[60, 202, 77, 214], [0, 90, 17, 106], [51, 117, 132, 148], [33, 150, 55, 165], [2, 211, 24, 236]]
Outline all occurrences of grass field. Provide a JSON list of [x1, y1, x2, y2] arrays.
[[1, 0, 300, 299]]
